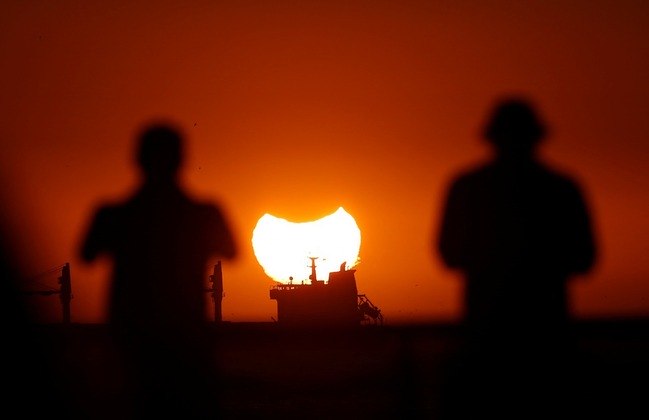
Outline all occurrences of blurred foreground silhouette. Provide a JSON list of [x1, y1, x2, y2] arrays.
[[79, 122, 237, 418], [4, 107, 645, 420], [437, 97, 597, 418]]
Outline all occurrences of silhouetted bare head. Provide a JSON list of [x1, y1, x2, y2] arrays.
[[483, 98, 547, 158], [136, 123, 184, 182]]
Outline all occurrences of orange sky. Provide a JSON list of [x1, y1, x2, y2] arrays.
[[1, 1, 648, 324]]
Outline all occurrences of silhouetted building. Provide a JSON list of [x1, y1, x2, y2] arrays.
[[270, 259, 382, 327]]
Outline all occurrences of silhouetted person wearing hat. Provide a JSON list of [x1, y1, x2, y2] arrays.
[[436, 98, 596, 418], [80, 122, 237, 418]]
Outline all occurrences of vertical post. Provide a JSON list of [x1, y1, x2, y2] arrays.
[[308, 256, 318, 285], [58, 262, 72, 324], [210, 261, 223, 323]]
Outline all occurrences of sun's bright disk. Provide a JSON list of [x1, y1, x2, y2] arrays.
[[252, 207, 361, 284]]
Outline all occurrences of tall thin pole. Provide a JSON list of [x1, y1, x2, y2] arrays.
[[210, 261, 223, 323], [308, 256, 319, 285], [58, 262, 72, 324]]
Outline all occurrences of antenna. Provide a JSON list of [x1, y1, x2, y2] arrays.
[[308, 256, 319, 285]]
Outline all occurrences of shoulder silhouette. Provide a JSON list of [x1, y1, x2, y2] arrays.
[[81, 123, 236, 329], [438, 98, 596, 331], [79, 122, 237, 418], [436, 97, 597, 418]]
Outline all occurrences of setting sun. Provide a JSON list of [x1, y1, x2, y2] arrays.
[[252, 207, 361, 284]]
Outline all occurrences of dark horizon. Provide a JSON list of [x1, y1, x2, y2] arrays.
[[2, 1, 648, 325], [8, 316, 648, 419]]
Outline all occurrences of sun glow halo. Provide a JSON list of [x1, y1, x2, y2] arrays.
[[252, 207, 361, 284]]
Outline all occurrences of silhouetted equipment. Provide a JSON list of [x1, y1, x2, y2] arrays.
[[308, 256, 322, 285], [58, 263, 72, 324], [270, 259, 382, 327], [20, 262, 73, 324], [358, 294, 383, 326], [207, 261, 224, 323]]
